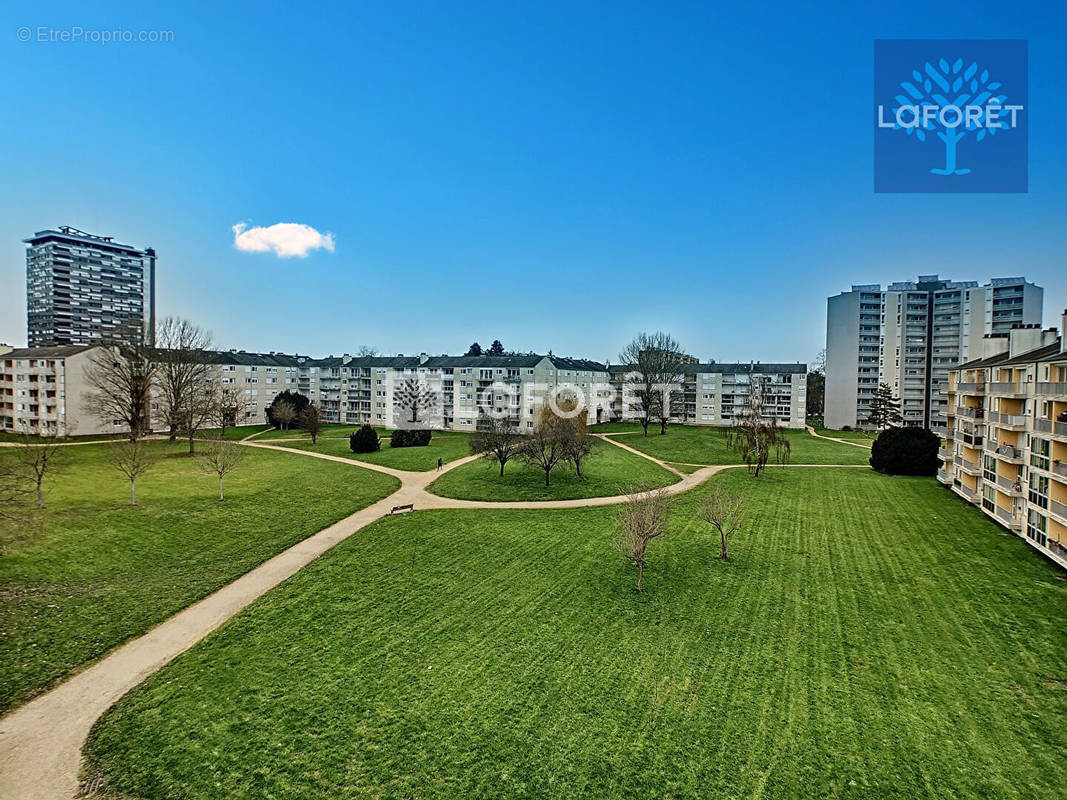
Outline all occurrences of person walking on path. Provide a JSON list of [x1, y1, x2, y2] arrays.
[[437, 457, 443, 471]]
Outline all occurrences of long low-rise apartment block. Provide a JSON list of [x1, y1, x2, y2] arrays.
[[1, 346, 807, 436], [937, 312, 1067, 569]]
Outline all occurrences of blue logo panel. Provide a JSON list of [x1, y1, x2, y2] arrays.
[[874, 39, 1027, 193]]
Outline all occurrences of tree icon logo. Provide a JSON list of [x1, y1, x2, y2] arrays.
[[874, 40, 1028, 194], [883, 58, 1017, 176]]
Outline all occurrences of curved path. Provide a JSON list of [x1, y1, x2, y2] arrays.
[[0, 435, 864, 800], [805, 424, 873, 450]]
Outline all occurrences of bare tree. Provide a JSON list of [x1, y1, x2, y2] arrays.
[[723, 375, 791, 477], [106, 438, 159, 505], [356, 345, 378, 357], [393, 377, 438, 427], [699, 486, 750, 560], [619, 331, 687, 436], [155, 316, 214, 451], [199, 436, 247, 501], [13, 429, 64, 509], [211, 384, 242, 437], [85, 320, 159, 440], [470, 414, 523, 476], [271, 399, 296, 431], [545, 393, 597, 477], [520, 404, 569, 486], [297, 403, 323, 443], [613, 486, 671, 591]]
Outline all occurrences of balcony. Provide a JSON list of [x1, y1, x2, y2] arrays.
[[956, 406, 984, 419], [989, 382, 1023, 395], [1050, 499, 1067, 525], [995, 474, 1022, 495], [955, 381, 985, 393], [955, 482, 979, 502], [994, 444, 1023, 463], [990, 411, 1028, 430], [959, 431, 983, 447], [1035, 382, 1067, 396], [957, 457, 980, 476], [995, 505, 1023, 531], [938, 447, 951, 460], [937, 469, 951, 483], [1052, 461, 1067, 482]]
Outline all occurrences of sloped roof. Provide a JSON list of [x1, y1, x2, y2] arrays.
[[2, 345, 97, 358]]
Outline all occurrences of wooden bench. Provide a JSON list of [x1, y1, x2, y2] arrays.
[[389, 504, 414, 515]]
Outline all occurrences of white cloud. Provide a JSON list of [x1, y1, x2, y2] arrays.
[[231, 222, 335, 258]]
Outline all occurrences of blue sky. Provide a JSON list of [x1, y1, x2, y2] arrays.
[[1, 0, 1064, 364]]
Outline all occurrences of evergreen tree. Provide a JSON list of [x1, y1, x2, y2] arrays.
[[866, 383, 903, 430], [487, 340, 505, 356], [465, 342, 483, 356]]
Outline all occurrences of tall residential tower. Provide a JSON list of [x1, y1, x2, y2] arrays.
[[825, 275, 1043, 430], [24, 227, 156, 346]]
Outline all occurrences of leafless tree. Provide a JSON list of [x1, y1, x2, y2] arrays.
[[546, 393, 597, 477], [356, 345, 378, 357], [271, 399, 297, 431], [211, 384, 242, 437], [520, 405, 569, 486], [199, 436, 247, 501], [613, 486, 671, 591], [297, 403, 323, 443], [470, 414, 523, 476], [155, 316, 214, 451], [393, 377, 438, 427], [13, 429, 65, 509], [723, 375, 791, 477], [85, 321, 160, 440], [699, 486, 750, 560], [619, 331, 687, 436], [106, 438, 160, 505]]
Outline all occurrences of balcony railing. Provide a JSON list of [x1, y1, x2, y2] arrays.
[[938, 447, 951, 460], [995, 506, 1022, 530], [991, 411, 1028, 428], [996, 444, 1023, 460], [937, 469, 950, 483], [1035, 382, 1067, 396], [995, 474, 1021, 494], [1050, 499, 1067, 522], [956, 483, 977, 500], [1052, 462, 1067, 480], [956, 406, 984, 419], [955, 381, 984, 393], [960, 432, 983, 447], [989, 382, 1022, 394]]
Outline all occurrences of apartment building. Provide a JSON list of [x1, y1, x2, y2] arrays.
[[937, 313, 1067, 569], [24, 227, 157, 347], [826, 275, 1043, 430], [0, 345, 99, 436], [608, 362, 807, 429]]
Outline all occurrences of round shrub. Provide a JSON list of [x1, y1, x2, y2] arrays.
[[349, 425, 381, 454], [869, 426, 939, 476]]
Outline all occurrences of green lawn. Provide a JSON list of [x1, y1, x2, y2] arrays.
[[85, 469, 1067, 799], [429, 440, 678, 501], [284, 432, 472, 472], [0, 441, 399, 712], [600, 424, 871, 466]]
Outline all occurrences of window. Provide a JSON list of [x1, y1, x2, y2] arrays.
[[1026, 509, 1047, 547], [1030, 438, 1050, 471], [1028, 473, 1049, 510]]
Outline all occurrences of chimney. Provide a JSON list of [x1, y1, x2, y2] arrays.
[[419, 352, 429, 364], [1008, 323, 1043, 358]]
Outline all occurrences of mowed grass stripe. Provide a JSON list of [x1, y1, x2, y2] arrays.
[[85, 469, 1067, 799]]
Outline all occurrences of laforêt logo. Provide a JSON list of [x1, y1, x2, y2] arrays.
[[874, 40, 1027, 193]]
